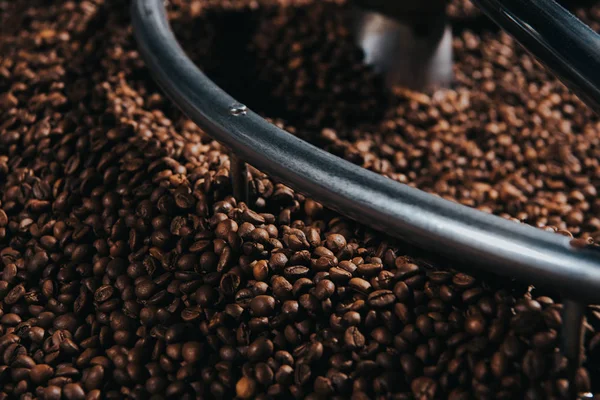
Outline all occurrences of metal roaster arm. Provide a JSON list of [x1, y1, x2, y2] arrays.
[[131, 0, 600, 397]]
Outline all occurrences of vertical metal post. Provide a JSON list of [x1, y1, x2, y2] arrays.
[[230, 155, 249, 205], [350, 0, 452, 91], [561, 299, 586, 400]]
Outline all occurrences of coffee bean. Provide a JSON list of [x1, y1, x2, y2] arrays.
[[236, 376, 257, 399], [84, 365, 104, 390], [314, 279, 335, 300], [29, 363, 54, 384], [4, 284, 25, 305], [42, 386, 62, 400], [284, 266, 310, 280], [356, 263, 382, 277], [452, 274, 476, 289], [491, 352, 507, 377], [325, 234, 346, 253], [295, 363, 312, 385], [251, 295, 276, 317], [63, 383, 85, 400], [248, 337, 274, 361], [344, 327, 365, 349], [255, 363, 274, 385], [522, 350, 546, 380], [465, 316, 486, 336], [146, 376, 167, 394], [220, 272, 241, 296], [94, 285, 114, 303], [329, 267, 352, 283], [411, 376, 437, 399], [2, 4, 598, 398], [367, 290, 395, 308], [182, 341, 203, 363]]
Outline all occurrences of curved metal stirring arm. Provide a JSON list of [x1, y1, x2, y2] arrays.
[[131, 0, 600, 304], [473, 0, 600, 113], [131, 0, 600, 396]]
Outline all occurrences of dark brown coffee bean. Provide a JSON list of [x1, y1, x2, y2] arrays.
[[284, 266, 310, 280], [452, 273, 476, 289], [146, 376, 167, 394], [491, 351, 507, 377], [357, 263, 382, 277], [195, 285, 217, 306], [465, 315, 486, 336], [30, 364, 54, 384], [63, 383, 85, 400], [182, 341, 203, 363], [248, 337, 274, 361], [236, 376, 257, 399], [344, 327, 365, 349], [276, 365, 294, 385], [220, 272, 241, 296], [314, 279, 335, 300], [94, 285, 114, 303], [522, 350, 546, 380], [532, 330, 557, 350], [325, 234, 346, 253], [252, 260, 269, 281], [348, 278, 371, 294], [251, 295, 276, 317], [84, 365, 104, 390], [295, 362, 312, 385], [368, 290, 395, 308], [411, 376, 437, 399], [255, 363, 274, 385], [4, 284, 25, 305], [42, 386, 62, 400], [329, 267, 352, 283]]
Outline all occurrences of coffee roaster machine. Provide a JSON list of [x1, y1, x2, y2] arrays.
[[131, 0, 600, 397]]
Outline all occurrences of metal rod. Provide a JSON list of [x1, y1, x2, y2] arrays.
[[471, 0, 600, 113], [131, 0, 600, 304], [351, 7, 453, 91], [230, 154, 249, 205], [561, 300, 585, 400]]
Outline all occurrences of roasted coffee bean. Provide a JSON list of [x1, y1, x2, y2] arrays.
[[28, 364, 54, 385], [412, 376, 437, 399], [62, 383, 85, 400], [248, 337, 274, 361], [344, 327, 366, 349], [325, 234, 346, 253], [250, 295, 276, 317], [182, 341, 203, 363], [349, 278, 371, 294], [465, 315, 486, 336], [368, 290, 395, 308], [0, 2, 597, 398]]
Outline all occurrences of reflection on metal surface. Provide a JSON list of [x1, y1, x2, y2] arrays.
[[352, 7, 453, 91]]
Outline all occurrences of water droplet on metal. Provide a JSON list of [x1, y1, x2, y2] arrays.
[[229, 104, 247, 116]]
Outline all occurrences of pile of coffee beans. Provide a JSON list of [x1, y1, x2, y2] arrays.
[[0, 0, 599, 399]]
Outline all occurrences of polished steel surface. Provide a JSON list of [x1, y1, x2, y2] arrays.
[[351, 7, 453, 90]]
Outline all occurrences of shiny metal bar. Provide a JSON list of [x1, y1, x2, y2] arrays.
[[230, 155, 249, 205], [351, 6, 453, 90], [131, 0, 600, 303], [472, 0, 600, 113], [561, 300, 586, 399]]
